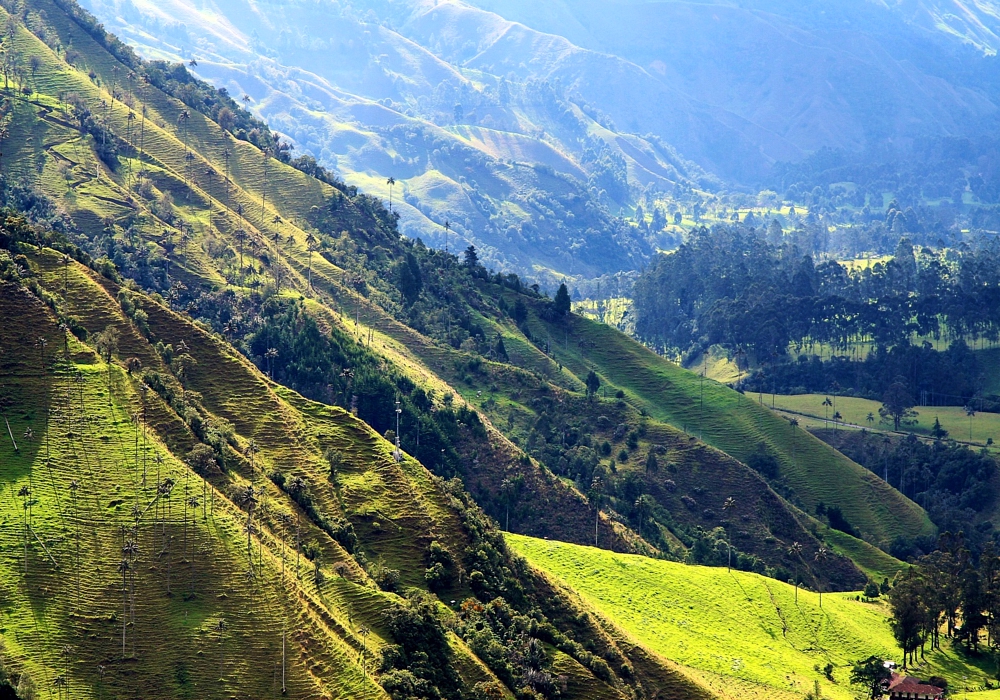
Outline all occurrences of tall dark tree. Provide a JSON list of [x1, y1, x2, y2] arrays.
[[554, 283, 571, 316]]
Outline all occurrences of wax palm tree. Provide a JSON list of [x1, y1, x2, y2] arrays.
[[822, 397, 832, 426], [814, 547, 829, 607], [17, 485, 30, 572], [235, 484, 258, 563], [265, 347, 278, 379], [832, 411, 843, 430], [866, 412, 875, 426], [723, 496, 736, 572], [70, 479, 81, 604], [305, 231, 318, 287], [443, 219, 451, 253], [222, 148, 231, 209], [61, 253, 71, 299], [359, 625, 371, 677], [177, 109, 190, 153], [234, 228, 247, 286], [386, 176, 395, 212], [215, 618, 228, 679], [122, 538, 139, 638], [53, 675, 66, 700], [789, 541, 803, 603], [244, 439, 259, 483], [260, 148, 270, 222]]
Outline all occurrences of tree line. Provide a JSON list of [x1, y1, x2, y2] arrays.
[[634, 223, 1000, 405]]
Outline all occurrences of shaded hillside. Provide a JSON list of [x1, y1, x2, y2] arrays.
[[0, 245, 722, 699], [0, 0, 931, 592]]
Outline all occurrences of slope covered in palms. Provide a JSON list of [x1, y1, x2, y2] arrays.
[[0, 1, 950, 695]]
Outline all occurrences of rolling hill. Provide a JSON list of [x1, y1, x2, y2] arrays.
[[0, 2, 957, 696], [75, 0, 1000, 283], [510, 534, 998, 700]]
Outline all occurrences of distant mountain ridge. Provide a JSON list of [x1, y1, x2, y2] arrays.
[[80, 0, 1000, 281]]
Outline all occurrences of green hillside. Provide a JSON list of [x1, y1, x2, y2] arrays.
[[0, 5, 949, 697], [510, 534, 997, 700], [3, 0, 930, 573], [516, 306, 935, 548], [1, 245, 724, 699]]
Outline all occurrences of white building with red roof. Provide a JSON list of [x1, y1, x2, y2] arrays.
[[887, 672, 945, 699]]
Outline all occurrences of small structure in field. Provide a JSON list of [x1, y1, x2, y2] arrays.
[[887, 672, 944, 699]]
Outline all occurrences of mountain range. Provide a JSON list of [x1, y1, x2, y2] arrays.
[[72, 0, 1000, 282]]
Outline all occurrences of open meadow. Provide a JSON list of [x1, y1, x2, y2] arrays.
[[510, 534, 1000, 700]]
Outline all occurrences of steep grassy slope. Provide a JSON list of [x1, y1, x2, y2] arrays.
[[0, 0, 933, 589], [518, 304, 935, 548], [0, 273, 391, 699], [510, 535, 996, 700], [2, 247, 719, 699], [0, 0, 657, 563]]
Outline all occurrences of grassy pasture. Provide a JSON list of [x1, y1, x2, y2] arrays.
[[510, 534, 999, 700], [769, 393, 1000, 447]]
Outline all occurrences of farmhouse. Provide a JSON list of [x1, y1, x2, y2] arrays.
[[887, 673, 944, 699]]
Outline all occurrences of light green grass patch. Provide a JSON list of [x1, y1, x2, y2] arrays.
[[509, 534, 995, 700], [770, 393, 1000, 447]]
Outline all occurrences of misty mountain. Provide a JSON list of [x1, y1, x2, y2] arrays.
[[80, 0, 1000, 280]]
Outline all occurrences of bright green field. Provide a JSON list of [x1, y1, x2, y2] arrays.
[[509, 534, 1000, 700], [770, 394, 1000, 446]]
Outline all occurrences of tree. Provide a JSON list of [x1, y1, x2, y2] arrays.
[[849, 656, 891, 699], [723, 497, 736, 571], [585, 370, 601, 400], [931, 417, 948, 440], [588, 476, 604, 547], [890, 569, 927, 667], [386, 176, 395, 212], [879, 380, 917, 431], [117, 558, 130, 657], [789, 541, 803, 603], [554, 283, 571, 316], [464, 245, 479, 269], [305, 231, 318, 288], [814, 547, 829, 606]]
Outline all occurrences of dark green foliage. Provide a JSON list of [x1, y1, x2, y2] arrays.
[[382, 593, 462, 700], [553, 283, 571, 316], [585, 370, 600, 400], [745, 443, 780, 479], [931, 417, 948, 439], [636, 224, 1000, 404], [397, 252, 423, 304], [748, 341, 982, 409], [829, 432, 996, 547], [879, 380, 917, 431], [457, 598, 559, 698], [863, 581, 881, 599], [849, 656, 891, 699], [424, 540, 456, 593], [825, 506, 858, 538]]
